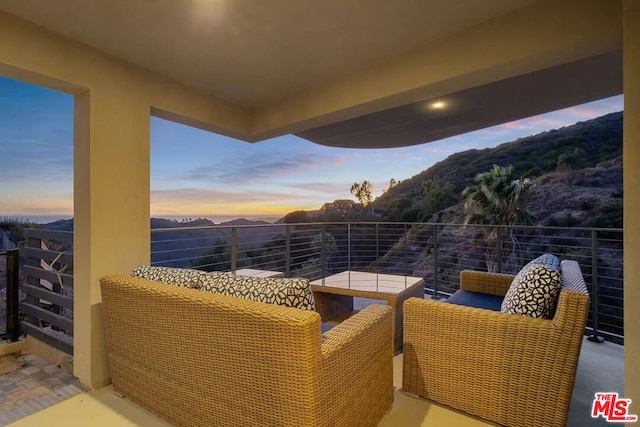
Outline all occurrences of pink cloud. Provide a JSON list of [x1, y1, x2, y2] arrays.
[[563, 106, 602, 118], [502, 116, 567, 130], [286, 182, 349, 194], [481, 127, 514, 137]]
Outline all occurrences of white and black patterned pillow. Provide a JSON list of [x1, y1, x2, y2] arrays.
[[559, 260, 588, 294], [500, 254, 561, 319], [131, 265, 207, 289], [198, 271, 234, 293], [528, 253, 560, 269], [200, 273, 316, 311]]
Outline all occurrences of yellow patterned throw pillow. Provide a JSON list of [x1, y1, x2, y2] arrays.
[[500, 254, 562, 319]]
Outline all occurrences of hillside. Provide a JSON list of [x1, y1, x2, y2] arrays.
[[373, 111, 622, 224]]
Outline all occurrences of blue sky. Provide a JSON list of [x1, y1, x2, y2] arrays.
[[0, 76, 624, 221]]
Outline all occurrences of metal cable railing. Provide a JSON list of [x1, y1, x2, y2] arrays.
[[151, 221, 624, 343], [3, 222, 619, 354]]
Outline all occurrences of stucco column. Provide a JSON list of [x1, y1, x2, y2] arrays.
[[73, 87, 150, 388], [624, 0, 640, 405]]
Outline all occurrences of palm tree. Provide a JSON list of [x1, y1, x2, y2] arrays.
[[350, 180, 373, 214], [462, 164, 536, 272]]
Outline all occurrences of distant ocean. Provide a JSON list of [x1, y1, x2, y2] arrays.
[[158, 215, 282, 224], [0, 215, 72, 224], [3, 214, 281, 225]]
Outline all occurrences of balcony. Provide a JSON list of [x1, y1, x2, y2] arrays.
[[1, 0, 637, 411], [0, 221, 624, 425]]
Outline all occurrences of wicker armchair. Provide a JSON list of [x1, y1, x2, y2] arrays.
[[402, 261, 590, 427]]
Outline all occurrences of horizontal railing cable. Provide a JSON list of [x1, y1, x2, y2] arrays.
[[147, 221, 623, 342]]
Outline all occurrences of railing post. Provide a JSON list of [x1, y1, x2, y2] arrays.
[[588, 229, 604, 343], [402, 222, 409, 272], [376, 223, 380, 275], [432, 224, 441, 299], [6, 249, 20, 341], [321, 224, 327, 279], [496, 226, 503, 273], [285, 225, 291, 277], [347, 223, 352, 272], [230, 227, 237, 272]]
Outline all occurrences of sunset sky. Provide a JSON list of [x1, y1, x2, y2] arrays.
[[0, 76, 624, 222]]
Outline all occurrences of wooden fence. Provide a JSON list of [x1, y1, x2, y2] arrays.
[[21, 229, 74, 355]]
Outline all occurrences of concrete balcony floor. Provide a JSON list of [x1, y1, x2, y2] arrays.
[[1, 336, 623, 427]]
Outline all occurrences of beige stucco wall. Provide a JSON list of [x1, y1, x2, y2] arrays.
[[72, 89, 151, 388], [0, 11, 252, 388], [624, 0, 640, 406]]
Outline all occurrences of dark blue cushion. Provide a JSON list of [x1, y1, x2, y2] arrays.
[[446, 290, 503, 312], [321, 322, 335, 334]]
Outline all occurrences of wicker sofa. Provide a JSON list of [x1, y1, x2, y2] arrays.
[[100, 272, 394, 427], [402, 259, 590, 427]]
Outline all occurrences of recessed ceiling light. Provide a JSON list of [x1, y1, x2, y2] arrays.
[[190, 0, 225, 25], [430, 100, 446, 110]]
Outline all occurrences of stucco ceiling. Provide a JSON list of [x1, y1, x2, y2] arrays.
[[0, 0, 623, 148], [0, 0, 536, 108]]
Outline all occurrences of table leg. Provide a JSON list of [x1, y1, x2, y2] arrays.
[[313, 291, 354, 323]]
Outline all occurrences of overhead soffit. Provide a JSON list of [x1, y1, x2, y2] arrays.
[[296, 51, 623, 148], [0, 0, 537, 108], [0, 0, 623, 149]]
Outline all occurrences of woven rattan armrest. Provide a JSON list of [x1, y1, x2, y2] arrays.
[[318, 304, 394, 425], [321, 304, 393, 357], [459, 270, 514, 296]]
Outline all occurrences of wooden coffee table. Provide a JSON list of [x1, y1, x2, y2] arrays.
[[311, 271, 424, 352]]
